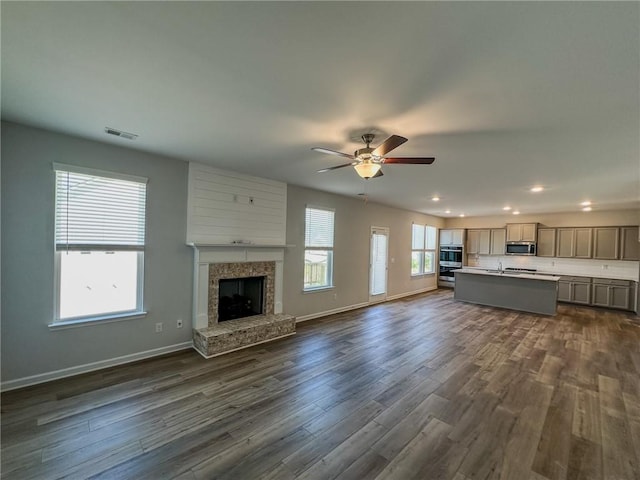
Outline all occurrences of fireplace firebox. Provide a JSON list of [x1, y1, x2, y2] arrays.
[[218, 276, 265, 322]]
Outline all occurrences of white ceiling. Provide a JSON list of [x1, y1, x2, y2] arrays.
[[2, 2, 639, 218]]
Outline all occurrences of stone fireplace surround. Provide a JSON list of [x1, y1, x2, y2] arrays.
[[208, 261, 275, 325], [190, 245, 295, 358]]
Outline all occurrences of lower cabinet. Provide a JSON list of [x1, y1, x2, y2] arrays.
[[558, 276, 591, 305], [559, 276, 634, 311], [591, 278, 632, 310]]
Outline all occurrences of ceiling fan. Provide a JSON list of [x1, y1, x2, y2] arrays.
[[312, 133, 435, 179]]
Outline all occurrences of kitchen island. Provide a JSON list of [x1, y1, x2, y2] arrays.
[[454, 268, 561, 315]]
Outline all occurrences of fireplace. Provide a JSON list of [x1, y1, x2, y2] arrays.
[[206, 260, 276, 326], [190, 246, 294, 359], [218, 276, 265, 321]]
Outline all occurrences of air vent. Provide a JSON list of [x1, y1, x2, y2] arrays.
[[105, 127, 138, 140]]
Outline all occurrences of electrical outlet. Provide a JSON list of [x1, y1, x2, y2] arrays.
[[155, 322, 163, 333], [177, 319, 183, 328]]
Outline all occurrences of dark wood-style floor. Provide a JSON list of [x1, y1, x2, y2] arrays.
[[2, 290, 640, 480]]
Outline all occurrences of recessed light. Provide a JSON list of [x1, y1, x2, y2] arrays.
[[580, 201, 591, 206], [445, 210, 451, 214], [530, 186, 543, 193], [503, 206, 512, 211], [512, 211, 520, 215], [459, 214, 465, 217], [582, 207, 592, 212], [432, 196, 440, 202]]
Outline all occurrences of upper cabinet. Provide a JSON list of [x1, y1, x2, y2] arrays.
[[506, 223, 537, 242], [490, 229, 506, 255], [467, 229, 491, 255], [574, 228, 593, 258], [593, 227, 619, 260], [557, 227, 592, 258], [440, 229, 465, 246], [620, 226, 639, 260], [537, 228, 556, 257], [549, 226, 637, 260]]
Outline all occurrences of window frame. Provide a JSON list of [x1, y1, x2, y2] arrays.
[[411, 223, 437, 276], [303, 205, 335, 292], [52, 164, 148, 326]]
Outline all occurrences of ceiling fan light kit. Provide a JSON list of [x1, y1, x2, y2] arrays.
[[353, 161, 381, 179], [312, 133, 435, 179]]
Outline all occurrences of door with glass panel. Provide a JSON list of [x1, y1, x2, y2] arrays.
[[370, 227, 389, 303]]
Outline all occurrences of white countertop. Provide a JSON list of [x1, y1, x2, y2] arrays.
[[454, 268, 561, 282], [459, 266, 637, 282]]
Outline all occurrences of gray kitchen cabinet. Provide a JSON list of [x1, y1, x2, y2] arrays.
[[556, 228, 575, 257], [558, 276, 592, 305], [572, 282, 592, 304], [537, 228, 556, 257], [611, 286, 631, 310], [620, 226, 639, 260], [467, 229, 490, 255], [490, 229, 506, 255], [557, 281, 571, 302], [506, 223, 537, 242], [591, 284, 610, 307], [556, 228, 592, 258], [574, 228, 592, 258], [593, 227, 619, 260], [440, 229, 465, 246], [591, 278, 632, 310]]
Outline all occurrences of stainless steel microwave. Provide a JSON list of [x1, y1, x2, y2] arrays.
[[505, 242, 536, 255]]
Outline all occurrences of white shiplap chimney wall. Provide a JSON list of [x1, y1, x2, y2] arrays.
[[186, 162, 287, 246]]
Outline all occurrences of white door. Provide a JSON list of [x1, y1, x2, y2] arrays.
[[370, 227, 389, 303]]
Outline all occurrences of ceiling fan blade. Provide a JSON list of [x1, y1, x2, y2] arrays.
[[317, 162, 355, 173], [371, 135, 408, 157], [382, 157, 435, 165], [311, 147, 355, 159]]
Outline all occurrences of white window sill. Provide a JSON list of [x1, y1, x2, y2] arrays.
[[411, 272, 436, 278], [303, 286, 335, 294], [49, 311, 147, 330]]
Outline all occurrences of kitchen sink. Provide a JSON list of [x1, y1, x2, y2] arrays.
[[484, 269, 521, 275]]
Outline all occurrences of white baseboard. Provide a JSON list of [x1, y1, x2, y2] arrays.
[[295, 286, 437, 323], [296, 302, 369, 323], [386, 286, 437, 301], [1, 342, 194, 392]]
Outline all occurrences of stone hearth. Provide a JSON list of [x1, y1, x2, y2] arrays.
[[193, 314, 296, 358]]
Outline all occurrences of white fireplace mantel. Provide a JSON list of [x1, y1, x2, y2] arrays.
[[190, 244, 285, 330]]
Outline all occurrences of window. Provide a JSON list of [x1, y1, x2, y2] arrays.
[[54, 164, 147, 323], [304, 206, 334, 290], [411, 223, 437, 275]]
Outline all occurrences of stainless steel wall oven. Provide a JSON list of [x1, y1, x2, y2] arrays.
[[438, 246, 463, 285]]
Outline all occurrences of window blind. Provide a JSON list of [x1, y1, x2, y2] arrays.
[[55, 168, 147, 250], [412, 224, 425, 249], [426, 226, 437, 250], [305, 207, 334, 248]]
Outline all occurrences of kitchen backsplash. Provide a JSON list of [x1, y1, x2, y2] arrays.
[[467, 255, 639, 281]]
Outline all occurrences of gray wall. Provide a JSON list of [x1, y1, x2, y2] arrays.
[[284, 185, 445, 319], [1, 122, 447, 385], [1, 122, 193, 384]]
